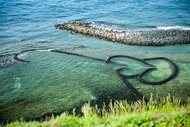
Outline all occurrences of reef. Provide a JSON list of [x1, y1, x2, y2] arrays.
[[55, 22, 190, 46], [0, 48, 180, 123]]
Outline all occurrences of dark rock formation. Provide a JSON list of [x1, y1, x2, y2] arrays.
[[0, 54, 16, 67], [55, 22, 190, 46]]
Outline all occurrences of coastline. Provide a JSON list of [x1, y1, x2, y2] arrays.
[[3, 96, 190, 127]]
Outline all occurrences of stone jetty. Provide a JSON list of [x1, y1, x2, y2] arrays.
[[55, 22, 190, 46]]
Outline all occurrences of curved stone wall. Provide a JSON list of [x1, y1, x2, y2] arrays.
[[55, 22, 190, 46], [10, 48, 179, 102]]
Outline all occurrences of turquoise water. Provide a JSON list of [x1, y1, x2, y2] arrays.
[[0, 0, 190, 123]]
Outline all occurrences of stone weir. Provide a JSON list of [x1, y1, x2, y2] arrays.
[[55, 22, 190, 46]]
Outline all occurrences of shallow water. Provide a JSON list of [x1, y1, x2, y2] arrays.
[[0, 0, 190, 123]]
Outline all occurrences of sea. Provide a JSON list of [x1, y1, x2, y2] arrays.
[[0, 0, 190, 123]]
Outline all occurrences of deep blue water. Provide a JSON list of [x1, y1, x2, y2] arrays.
[[0, 0, 190, 44], [0, 0, 190, 123]]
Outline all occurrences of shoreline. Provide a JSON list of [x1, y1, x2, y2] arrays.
[[3, 96, 190, 126]]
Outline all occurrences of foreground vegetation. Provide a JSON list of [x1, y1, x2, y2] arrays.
[[3, 95, 190, 127]]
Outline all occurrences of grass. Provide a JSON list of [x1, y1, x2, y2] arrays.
[[3, 95, 190, 127]]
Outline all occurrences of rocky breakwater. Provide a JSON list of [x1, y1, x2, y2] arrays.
[[55, 22, 190, 46]]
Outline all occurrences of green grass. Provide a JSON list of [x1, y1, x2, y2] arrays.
[[3, 95, 190, 127]]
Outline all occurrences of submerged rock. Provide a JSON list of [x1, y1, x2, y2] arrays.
[[0, 54, 16, 67], [55, 22, 190, 46]]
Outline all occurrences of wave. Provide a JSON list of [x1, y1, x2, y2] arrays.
[[85, 22, 190, 31], [157, 26, 190, 30], [88, 22, 126, 32]]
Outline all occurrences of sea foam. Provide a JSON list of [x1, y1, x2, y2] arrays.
[[157, 26, 190, 30]]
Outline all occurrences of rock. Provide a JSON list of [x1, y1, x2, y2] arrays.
[[55, 22, 190, 46]]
